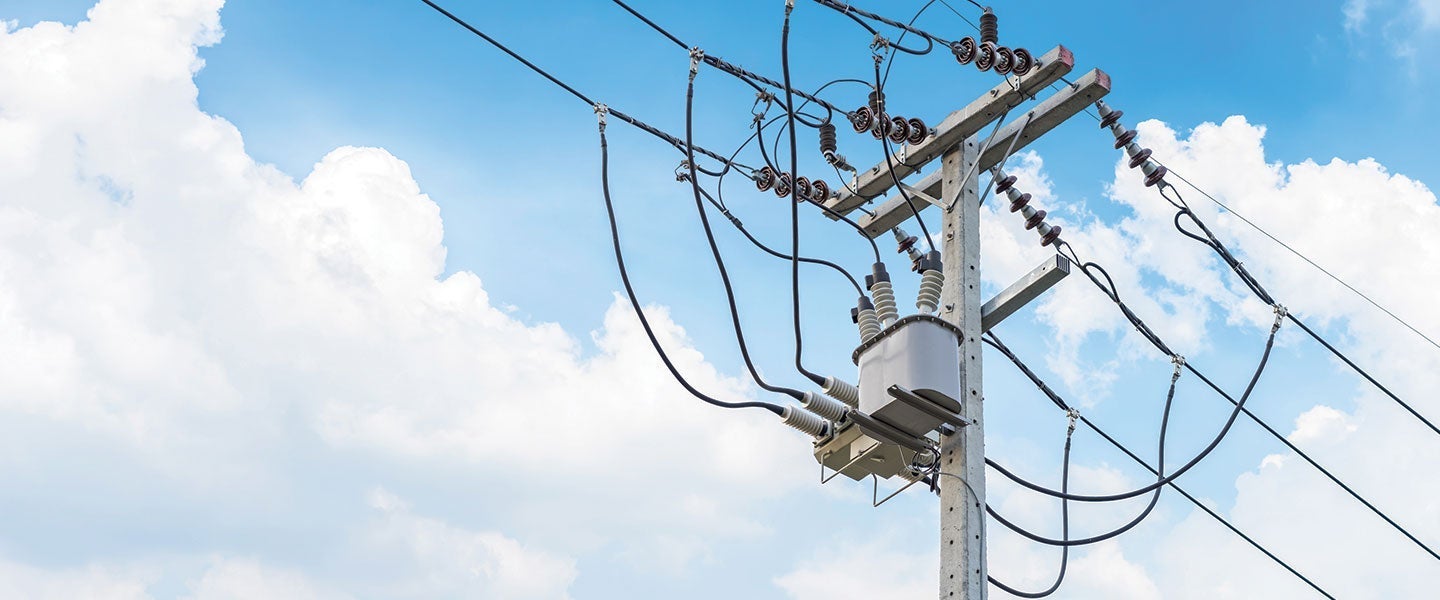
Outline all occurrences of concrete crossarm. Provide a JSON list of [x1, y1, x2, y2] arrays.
[[851, 68, 1112, 238]]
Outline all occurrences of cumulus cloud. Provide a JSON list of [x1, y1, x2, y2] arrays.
[[0, 0, 817, 595]]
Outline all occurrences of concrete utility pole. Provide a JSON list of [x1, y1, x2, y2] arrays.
[[819, 46, 1109, 599]]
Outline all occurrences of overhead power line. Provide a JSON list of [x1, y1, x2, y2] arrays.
[[984, 333, 1335, 599]]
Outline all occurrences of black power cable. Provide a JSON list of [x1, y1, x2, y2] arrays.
[[1053, 239, 1440, 561], [985, 333, 1336, 599], [987, 419, 1073, 598], [873, 60, 938, 252], [595, 115, 784, 417], [812, 0, 954, 47], [1152, 177, 1440, 439], [683, 61, 807, 403], [780, 5, 829, 389], [609, 0, 847, 116], [417, 0, 751, 173], [987, 360, 1178, 546]]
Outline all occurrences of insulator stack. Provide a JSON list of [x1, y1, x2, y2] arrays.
[[975, 41, 996, 72], [906, 118, 928, 144], [801, 391, 851, 422], [819, 122, 838, 155], [1096, 100, 1168, 188], [916, 269, 943, 315], [782, 405, 831, 438], [893, 227, 924, 271], [995, 168, 1064, 247], [854, 296, 882, 342], [793, 176, 812, 201], [822, 376, 861, 408], [867, 263, 899, 327], [868, 90, 886, 114], [811, 179, 831, 202], [979, 8, 998, 44], [993, 46, 1014, 75]]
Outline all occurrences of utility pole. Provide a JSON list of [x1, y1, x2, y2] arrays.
[[818, 47, 1109, 599]]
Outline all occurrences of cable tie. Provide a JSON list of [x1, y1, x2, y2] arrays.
[[593, 103, 608, 128]]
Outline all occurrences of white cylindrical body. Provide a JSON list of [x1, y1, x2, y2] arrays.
[[781, 406, 830, 438], [916, 269, 944, 314], [870, 281, 898, 326], [822, 376, 860, 408], [855, 316, 962, 438], [801, 391, 850, 422]]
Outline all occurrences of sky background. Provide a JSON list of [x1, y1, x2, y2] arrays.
[[0, 0, 1438, 598]]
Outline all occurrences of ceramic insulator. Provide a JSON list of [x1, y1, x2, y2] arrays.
[[916, 269, 944, 314]]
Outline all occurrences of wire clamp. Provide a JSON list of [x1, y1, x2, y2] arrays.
[[593, 103, 609, 129], [675, 160, 691, 182], [1170, 354, 1185, 381], [688, 47, 705, 78], [1066, 408, 1080, 433], [1272, 304, 1289, 331]]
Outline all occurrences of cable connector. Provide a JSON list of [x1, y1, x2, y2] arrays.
[[688, 47, 704, 80], [1170, 354, 1185, 381], [675, 160, 691, 182], [1272, 304, 1289, 332], [1066, 408, 1080, 435], [593, 103, 609, 129]]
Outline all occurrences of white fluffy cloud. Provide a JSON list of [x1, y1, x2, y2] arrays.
[[0, 0, 817, 596]]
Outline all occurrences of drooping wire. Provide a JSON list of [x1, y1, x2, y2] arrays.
[[594, 115, 784, 417], [1052, 239, 1440, 561], [418, 0, 752, 173], [987, 360, 1182, 545], [780, 4, 829, 389], [1153, 170, 1440, 438], [683, 58, 807, 403], [880, 0, 941, 88], [811, 0, 954, 47], [1159, 163, 1440, 354], [987, 417, 1073, 598], [985, 333, 1336, 599]]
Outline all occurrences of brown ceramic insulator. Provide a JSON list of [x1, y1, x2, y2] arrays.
[[1011, 48, 1034, 76], [994, 175, 1018, 194], [975, 41, 997, 72], [775, 172, 793, 198], [755, 166, 776, 191], [1009, 192, 1031, 213], [1144, 165, 1168, 188], [951, 37, 977, 65], [868, 90, 886, 113], [993, 46, 1015, 75], [906, 117, 928, 145], [979, 9, 998, 45], [897, 235, 918, 253], [1100, 109, 1124, 129], [872, 114, 890, 140], [851, 106, 874, 133], [1113, 129, 1138, 149], [1128, 148, 1153, 169], [810, 179, 830, 202], [1041, 225, 1062, 247], [1025, 209, 1047, 230], [888, 116, 910, 144], [793, 176, 812, 202]]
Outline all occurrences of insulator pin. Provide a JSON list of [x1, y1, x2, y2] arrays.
[[782, 406, 830, 438]]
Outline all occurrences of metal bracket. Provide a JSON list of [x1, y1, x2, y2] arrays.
[[887, 385, 969, 429], [980, 254, 1071, 331]]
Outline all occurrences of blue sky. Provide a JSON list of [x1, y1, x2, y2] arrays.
[[1, 0, 1438, 598]]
